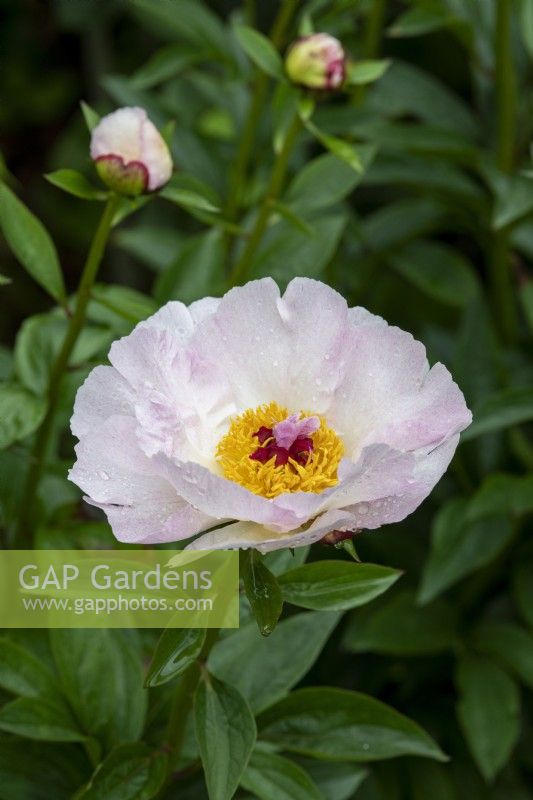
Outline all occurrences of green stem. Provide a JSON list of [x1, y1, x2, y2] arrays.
[[363, 0, 387, 59], [223, 1, 299, 261], [164, 629, 219, 781], [490, 0, 517, 344], [14, 194, 120, 547], [229, 112, 302, 287]]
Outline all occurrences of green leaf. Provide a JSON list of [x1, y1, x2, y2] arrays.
[[160, 186, 220, 213], [419, 500, 514, 603], [0, 182, 65, 303], [304, 120, 362, 172], [0, 737, 90, 800], [0, 696, 85, 742], [520, 281, 533, 333], [0, 638, 59, 698], [473, 622, 533, 690], [513, 562, 533, 629], [343, 590, 457, 655], [269, 200, 314, 236], [130, 43, 205, 89], [522, 0, 533, 60], [233, 24, 284, 79], [240, 550, 283, 636], [388, 240, 479, 307], [258, 687, 446, 762], [346, 59, 390, 85], [14, 312, 112, 395], [75, 743, 167, 800], [145, 628, 205, 687], [81, 101, 100, 131], [456, 655, 520, 782], [0, 382, 46, 449], [492, 174, 533, 230], [462, 388, 533, 441], [210, 610, 340, 714], [388, 7, 458, 38], [154, 229, 225, 305], [88, 284, 157, 330], [286, 150, 375, 213], [299, 760, 368, 800], [241, 750, 322, 800], [194, 674, 256, 800], [45, 170, 107, 201], [50, 630, 147, 745], [279, 561, 401, 611], [252, 210, 346, 283]]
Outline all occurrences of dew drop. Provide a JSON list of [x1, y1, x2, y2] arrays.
[[99, 471, 110, 481]]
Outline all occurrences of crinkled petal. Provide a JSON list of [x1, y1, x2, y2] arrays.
[[71, 365, 134, 439], [154, 454, 306, 532], [186, 508, 358, 552], [68, 416, 215, 543], [192, 277, 350, 412]]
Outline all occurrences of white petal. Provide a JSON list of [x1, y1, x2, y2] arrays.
[[139, 115, 173, 190], [71, 365, 134, 439], [187, 508, 357, 552], [69, 415, 215, 543], [90, 107, 146, 163]]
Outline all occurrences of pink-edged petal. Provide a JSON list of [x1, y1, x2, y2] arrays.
[[138, 116, 173, 190], [154, 454, 306, 532], [68, 415, 216, 543], [85, 496, 213, 544], [71, 365, 134, 439], [186, 508, 358, 552], [328, 323, 431, 455]]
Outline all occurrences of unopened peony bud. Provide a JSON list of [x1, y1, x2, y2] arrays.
[[285, 33, 346, 91], [90, 107, 173, 196]]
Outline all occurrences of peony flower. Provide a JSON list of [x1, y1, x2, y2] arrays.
[[285, 33, 347, 91], [90, 107, 173, 196], [69, 278, 471, 552]]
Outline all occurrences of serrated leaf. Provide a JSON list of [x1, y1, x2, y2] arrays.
[[0, 182, 65, 303]]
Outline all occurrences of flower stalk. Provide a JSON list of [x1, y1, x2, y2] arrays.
[[229, 111, 302, 286], [15, 193, 120, 547], [223, 0, 299, 262]]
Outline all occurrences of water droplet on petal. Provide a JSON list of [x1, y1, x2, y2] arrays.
[[99, 471, 109, 481]]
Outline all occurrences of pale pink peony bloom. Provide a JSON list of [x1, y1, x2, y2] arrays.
[[285, 33, 347, 91], [90, 107, 173, 195], [69, 278, 471, 552]]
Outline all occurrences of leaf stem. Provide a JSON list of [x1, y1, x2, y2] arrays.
[[490, 0, 517, 344], [223, 1, 299, 262], [14, 193, 120, 547], [228, 112, 302, 287]]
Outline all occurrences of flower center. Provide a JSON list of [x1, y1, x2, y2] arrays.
[[215, 401, 344, 498]]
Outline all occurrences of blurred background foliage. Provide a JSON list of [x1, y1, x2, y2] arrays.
[[1, 0, 533, 798]]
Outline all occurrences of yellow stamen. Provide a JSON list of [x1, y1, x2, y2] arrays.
[[216, 401, 344, 498]]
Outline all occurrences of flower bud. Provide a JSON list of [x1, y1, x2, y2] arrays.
[[285, 33, 346, 91], [90, 107, 173, 196]]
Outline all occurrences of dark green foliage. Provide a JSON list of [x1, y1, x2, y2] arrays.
[[0, 0, 532, 797]]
